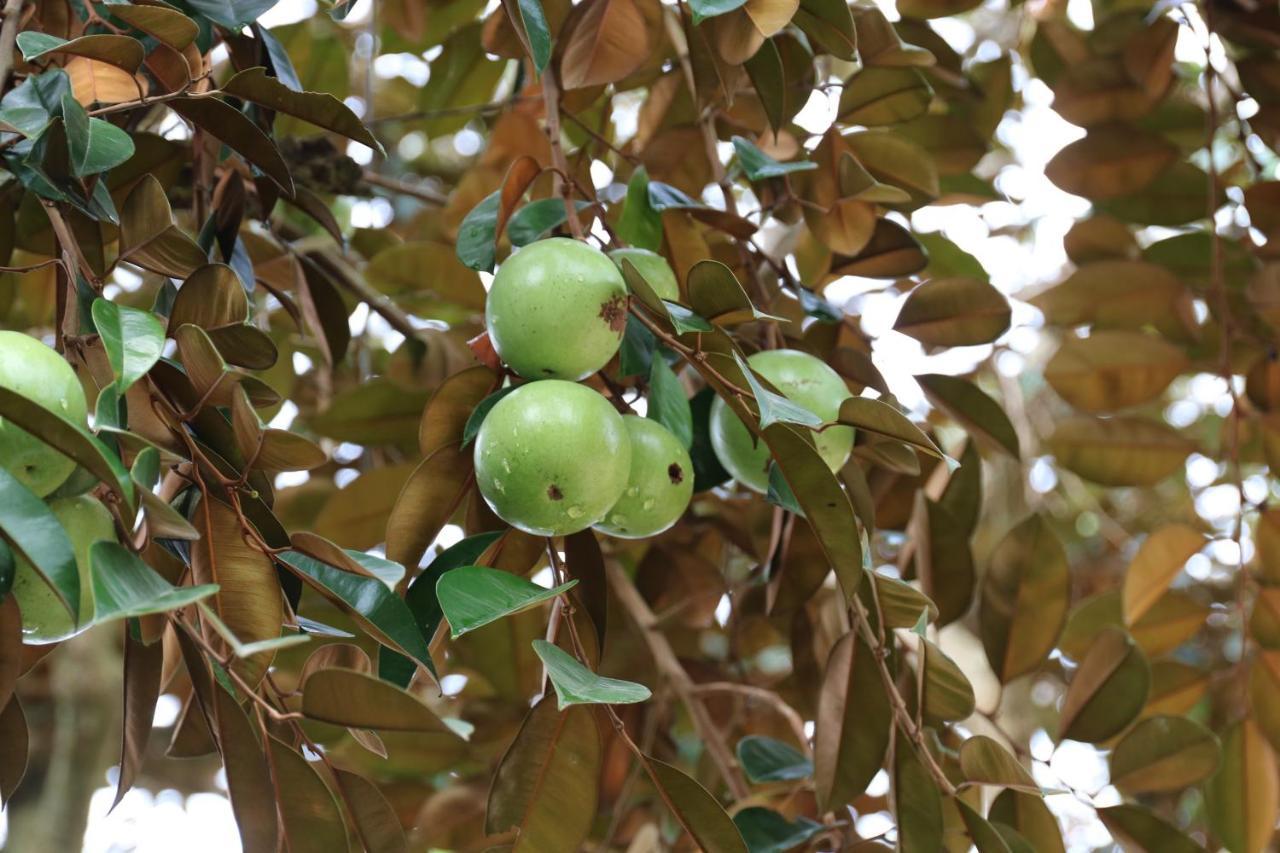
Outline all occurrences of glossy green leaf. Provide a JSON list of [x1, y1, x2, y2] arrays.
[[734, 352, 823, 431], [437, 566, 575, 638], [0, 467, 78, 620], [736, 735, 813, 783], [277, 550, 435, 676], [531, 639, 651, 709], [733, 808, 822, 853], [649, 356, 693, 449], [0, 385, 134, 508], [91, 542, 218, 622], [91, 299, 164, 393], [60, 94, 134, 177], [732, 136, 816, 180]]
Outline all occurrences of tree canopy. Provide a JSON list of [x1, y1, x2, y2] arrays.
[[1, 0, 1279, 850]]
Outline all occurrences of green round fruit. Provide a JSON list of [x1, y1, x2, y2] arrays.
[[11, 495, 115, 643], [487, 238, 629, 381], [608, 248, 679, 301], [475, 380, 632, 536], [595, 416, 694, 539], [710, 349, 854, 493], [0, 330, 86, 496]]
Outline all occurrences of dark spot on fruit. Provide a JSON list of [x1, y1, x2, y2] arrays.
[[547, 484, 564, 501], [542, 368, 554, 375], [598, 295, 627, 334], [668, 463, 684, 484]]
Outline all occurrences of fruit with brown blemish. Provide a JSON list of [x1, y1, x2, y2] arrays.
[[608, 247, 679, 301], [486, 238, 629, 380], [0, 330, 87, 496], [709, 349, 854, 493], [595, 416, 693, 539], [474, 380, 632, 536]]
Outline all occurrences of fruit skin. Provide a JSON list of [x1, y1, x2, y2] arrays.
[[11, 495, 115, 643], [595, 416, 694, 539], [475, 380, 632, 536], [608, 248, 679, 301], [0, 330, 87, 496], [487, 238, 629, 381], [710, 349, 854, 493]]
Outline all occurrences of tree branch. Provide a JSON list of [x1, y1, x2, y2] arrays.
[[541, 67, 584, 240], [605, 560, 750, 800]]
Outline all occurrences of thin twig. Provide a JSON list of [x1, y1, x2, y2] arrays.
[[605, 560, 750, 800], [541, 69, 584, 240], [360, 170, 448, 205]]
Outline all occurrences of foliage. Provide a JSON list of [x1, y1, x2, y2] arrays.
[[0, 0, 1277, 850]]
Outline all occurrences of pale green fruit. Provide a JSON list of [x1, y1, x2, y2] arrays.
[[475, 380, 632, 536], [487, 238, 628, 380], [11, 495, 115, 643], [608, 247, 679, 301], [595, 416, 694, 539], [710, 349, 854, 493], [0, 330, 87, 496]]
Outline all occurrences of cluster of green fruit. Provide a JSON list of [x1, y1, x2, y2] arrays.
[[474, 238, 857, 538], [0, 331, 115, 642]]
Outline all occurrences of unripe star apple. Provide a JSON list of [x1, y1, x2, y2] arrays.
[[710, 349, 854, 493], [11, 494, 115, 643], [608, 247, 679, 301], [0, 330, 87, 496], [595, 416, 694, 539], [475, 380, 632, 536], [486, 238, 629, 380]]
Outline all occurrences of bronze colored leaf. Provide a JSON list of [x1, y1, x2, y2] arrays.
[[1046, 416, 1193, 487], [1145, 660, 1208, 718], [1058, 627, 1149, 743], [384, 444, 474, 569], [839, 66, 933, 126], [893, 733, 943, 853], [0, 696, 27, 805], [1044, 331, 1187, 414], [645, 757, 748, 853], [312, 463, 417, 550], [911, 496, 975, 626], [301, 668, 460, 735], [830, 218, 927, 279], [916, 373, 1019, 458], [1109, 715, 1220, 794], [66, 55, 140, 105], [894, 278, 1010, 347], [814, 633, 891, 810], [989, 790, 1064, 853], [1250, 652, 1280, 752], [169, 97, 295, 195], [1206, 720, 1279, 853], [1030, 260, 1188, 331], [191, 499, 282, 688], [1097, 805, 1202, 853], [958, 735, 1037, 792], [419, 368, 499, 457], [0, 597, 18, 711], [112, 632, 164, 807], [921, 638, 974, 723], [169, 264, 250, 331], [212, 686, 278, 853], [267, 735, 349, 853], [119, 175, 207, 278], [332, 769, 408, 853], [559, 0, 650, 90], [486, 695, 601, 851], [1121, 524, 1204, 626], [1045, 125, 1177, 201], [980, 516, 1069, 683]]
